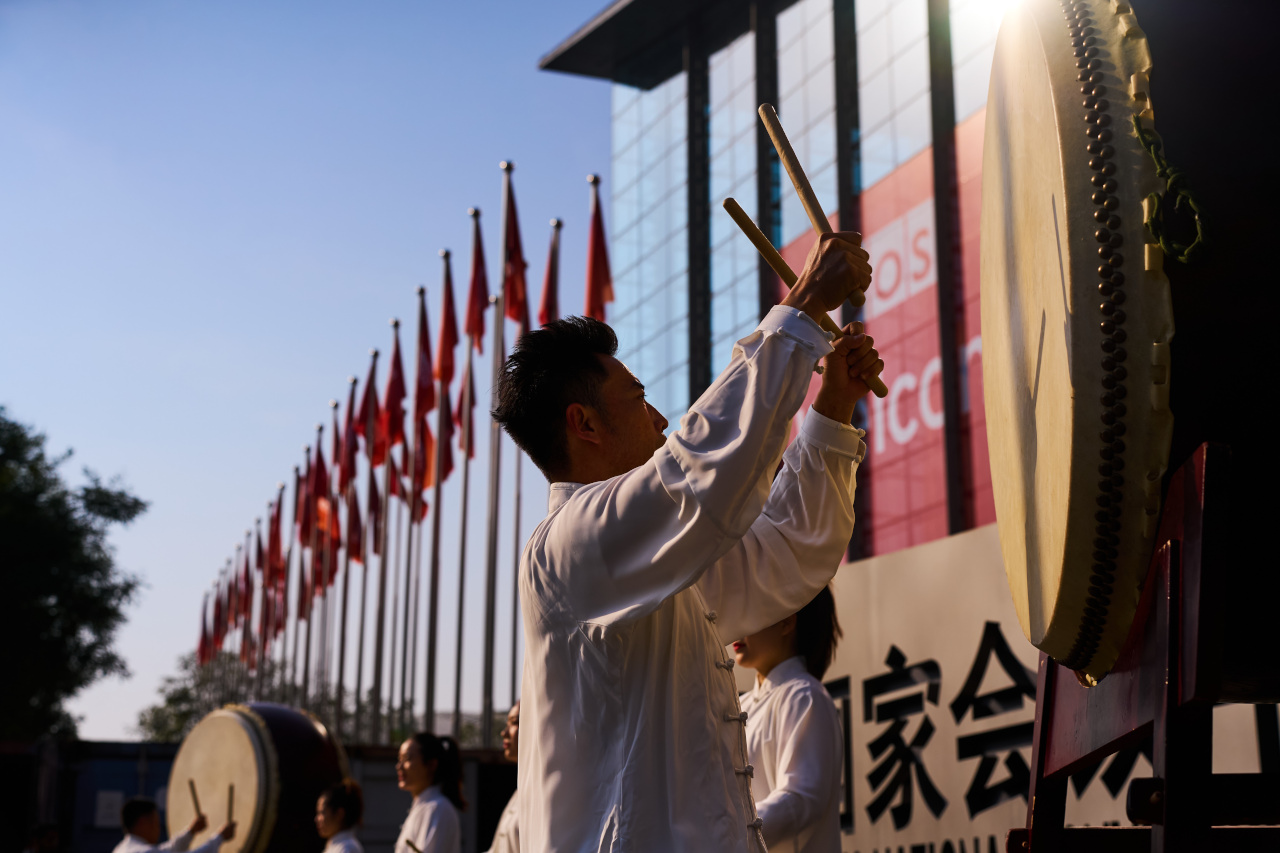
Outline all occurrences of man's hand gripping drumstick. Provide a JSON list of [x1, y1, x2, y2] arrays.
[[723, 102, 889, 399], [723, 197, 888, 400]]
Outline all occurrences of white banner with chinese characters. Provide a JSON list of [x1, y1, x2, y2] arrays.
[[737, 524, 1265, 853]]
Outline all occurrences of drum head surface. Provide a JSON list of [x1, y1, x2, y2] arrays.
[[168, 707, 275, 853], [982, 0, 1173, 677]]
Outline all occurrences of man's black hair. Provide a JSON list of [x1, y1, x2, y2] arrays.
[[492, 316, 619, 479], [121, 797, 157, 832]]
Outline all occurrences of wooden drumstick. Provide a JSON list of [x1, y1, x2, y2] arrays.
[[187, 779, 202, 816], [405, 841, 424, 853], [759, 104, 835, 237], [723, 197, 889, 399], [227, 784, 234, 823], [757, 104, 866, 312]]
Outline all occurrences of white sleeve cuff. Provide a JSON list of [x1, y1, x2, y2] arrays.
[[800, 408, 867, 462], [759, 305, 836, 359]]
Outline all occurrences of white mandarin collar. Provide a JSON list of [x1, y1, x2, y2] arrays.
[[547, 482, 584, 512], [753, 655, 809, 700]]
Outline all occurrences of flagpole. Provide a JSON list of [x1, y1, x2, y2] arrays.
[[254, 517, 267, 699], [336, 377, 357, 738], [388, 462, 403, 734], [425, 249, 452, 734], [303, 426, 323, 710], [452, 350, 473, 740], [399, 440, 417, 734], [242, 531, 254, 697], [408, 497, 425, 729], [479, 161, 516, 748], [320, 401, 339, 724], [353, 350, 376, 737], [371, 322, 397, 744], [283, 466, 300, 703]]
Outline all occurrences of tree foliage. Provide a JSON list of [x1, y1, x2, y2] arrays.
[[0, 407, 147, 740]]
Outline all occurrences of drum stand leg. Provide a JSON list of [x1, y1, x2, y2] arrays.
[[1007, 445, 1280, 852]]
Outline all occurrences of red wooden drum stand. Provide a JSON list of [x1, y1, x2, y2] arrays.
[[1007, 445, 1279, 852]]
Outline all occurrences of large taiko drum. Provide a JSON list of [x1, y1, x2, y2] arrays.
[[982, 0, 1277, 684], [166, 704, 348, 853]]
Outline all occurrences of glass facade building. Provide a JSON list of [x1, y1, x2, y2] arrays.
[[609, 74, 690, 424], [544, 0, 1013, 557]]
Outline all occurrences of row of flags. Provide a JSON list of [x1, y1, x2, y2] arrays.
[[194, 171, 614, 738]]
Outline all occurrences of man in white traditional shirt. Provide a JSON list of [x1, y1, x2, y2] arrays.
[[111, 797, 236, 853], [493, 231, 878, 853]]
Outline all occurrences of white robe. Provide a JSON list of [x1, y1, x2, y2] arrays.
[[323, 829, 364, 853], [395, 785, 460, 853], [111, 831, 223, 853], [518, 306, 866, 853], [741, 656, 844, 853], [485, 788, 518, 853]]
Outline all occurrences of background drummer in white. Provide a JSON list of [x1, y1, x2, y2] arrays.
[[484, 701, 520, 853], [493, 231, 879, 853], [112, 797, 235, 853], [734, 586, 845, 853]]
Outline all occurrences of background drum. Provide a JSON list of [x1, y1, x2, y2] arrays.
[[981, 0, 1276, 686], [167, 703, 348, 853]]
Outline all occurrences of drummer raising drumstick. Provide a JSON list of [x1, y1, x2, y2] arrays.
[[112, 796, 235, 853], [494, 231, 877, 853]]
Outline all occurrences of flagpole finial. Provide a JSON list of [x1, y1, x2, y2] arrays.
[[330, 400, 338, 410], [303, 445, 310, 454], [489, 295, 499, 306], [371, 348, 379, 358], [440, 248, 450, 258], [468, 207, 479, 218], [587, 174, 601, 185], [391, 318, 400, 330], [348, 376, 357, 385], [417, 285, 425, 297], [500, 161, 514, 172], [550, 218, 562, 228], [316, 424, 324, 435]]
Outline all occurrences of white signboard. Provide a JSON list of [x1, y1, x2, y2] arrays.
[[758, 524, 1265, 853]]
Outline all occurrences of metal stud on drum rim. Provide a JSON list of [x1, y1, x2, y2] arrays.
[[980, 0, 1174, 679]]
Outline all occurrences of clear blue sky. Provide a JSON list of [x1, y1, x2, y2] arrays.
[[0, 0, 612, 739]]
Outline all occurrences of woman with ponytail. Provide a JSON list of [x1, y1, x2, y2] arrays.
[[394, 732, 464, 853], [733, 586, 844, 853]]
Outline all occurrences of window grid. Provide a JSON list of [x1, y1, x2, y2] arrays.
[[709, 31, 760, 374], [611, 74, 691, 425], [855, 0, 932, 190], [777, 0, 839, 245]]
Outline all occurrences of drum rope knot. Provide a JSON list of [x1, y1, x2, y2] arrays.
[[1133, 115, 1205, 264]]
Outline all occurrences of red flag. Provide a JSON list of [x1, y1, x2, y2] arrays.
[[255, 522, 265, 576], [355, 351, 386, 466], [239, 547, 252, 621], [538, 218, 562, 327], [228, 556, 242, 628], [454, 355, 476, 460], [297, 453, 314, 544], [437, 253, 459, 387], [388, 453, 409, 502], [502, 170, 530, 330], [366, 466, 383, 557], [297, 559, 311, 620], [274, 580, 288, 637], [437, 383, 456, 483], [381, 324, 408, 449], [584, 175, 614, 321], [268, 493, 283, 584], [414, 288, 436, 424], [413, 415, 434, 520], [464, 209, 489, 352], [197, 594, 212, 665], [340, 379, 359, 492], [213, 578, 226, 650], [346, 486, 363, 564]]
